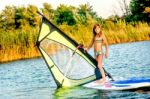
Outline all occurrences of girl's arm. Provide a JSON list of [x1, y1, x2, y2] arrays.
[[102, 33, 108, 58], [84, 37, 94, 52], [87, 37, 94, 50]]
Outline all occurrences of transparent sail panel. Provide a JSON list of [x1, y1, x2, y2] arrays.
[[40, 39, 95, 79]]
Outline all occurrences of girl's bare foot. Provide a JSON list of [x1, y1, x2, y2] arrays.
[[96, 79, 107, 85], [96, 79, 103, 83], [98, 80, 106, 85]]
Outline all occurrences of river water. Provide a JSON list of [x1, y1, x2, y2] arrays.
[[0, 41, 150, 99]]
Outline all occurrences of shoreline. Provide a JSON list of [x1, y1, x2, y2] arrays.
[[1, 40, 149, 64]]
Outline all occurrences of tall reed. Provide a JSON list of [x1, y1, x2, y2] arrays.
[[0, 21, 150, 63]]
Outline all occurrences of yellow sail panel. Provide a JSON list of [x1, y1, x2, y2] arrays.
[[47, 31, 75, 51], [38, 18, 51, 41]]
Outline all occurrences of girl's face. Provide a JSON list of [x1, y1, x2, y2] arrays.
[[95, 26, 101, 34]]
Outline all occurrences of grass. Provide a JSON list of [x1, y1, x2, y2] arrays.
[[0, 21, 150, 63], [60, 21, 150, 45]]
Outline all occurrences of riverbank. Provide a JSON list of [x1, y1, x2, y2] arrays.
[[0, 21, 150, 63], [1, 40, 150, 63]]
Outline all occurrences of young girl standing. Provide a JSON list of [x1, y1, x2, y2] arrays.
[[86, 23, 109, 84]]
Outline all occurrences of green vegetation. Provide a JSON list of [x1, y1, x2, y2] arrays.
[[0, 0, 150, 63], [126, 0, 150, 22]]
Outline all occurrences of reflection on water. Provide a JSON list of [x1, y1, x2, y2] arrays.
[[53, 86, 150, 99], [53, 87, 98, 99], [0, 41, 150, 99]]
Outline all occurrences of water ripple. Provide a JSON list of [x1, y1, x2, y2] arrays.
[[0, 41, 150, 99]]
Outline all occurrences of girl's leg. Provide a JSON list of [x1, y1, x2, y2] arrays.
[[96, 54, 106, 84]]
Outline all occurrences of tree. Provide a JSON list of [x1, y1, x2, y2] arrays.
[[14, 5, 39, 29], [77, 3, 92, 24], [26, 5, 39, 27], [130, 0, 150, 22], [118, 0, 130, 16], [0, 6, 16, 30], [15, 7, 27, 28], [55, 4, 76, 25], [42, 3, 54, 21]]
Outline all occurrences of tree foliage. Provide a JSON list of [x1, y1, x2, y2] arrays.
[[0, 1, 149, 31], [0, 6, 16, 30], [55, 4, 76, 25], [15, 5, 39, 29], [41, 3, 54, 21], [129, 0, 150, 22]]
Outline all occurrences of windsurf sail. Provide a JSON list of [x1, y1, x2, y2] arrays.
[[36, 12, 113, 87]]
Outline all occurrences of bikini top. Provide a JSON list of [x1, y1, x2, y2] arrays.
[[95, 36, 103, 43]]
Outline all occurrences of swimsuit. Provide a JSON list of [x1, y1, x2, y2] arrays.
[[95, 37, 103, 43], [95, 50, 103, 56], [94, 36, 103, 57]]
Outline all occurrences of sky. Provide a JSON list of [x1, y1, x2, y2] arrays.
[[0, 0, 131, 19]]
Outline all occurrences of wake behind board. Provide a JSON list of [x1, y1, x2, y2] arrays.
[[83, 78, 150, 91]]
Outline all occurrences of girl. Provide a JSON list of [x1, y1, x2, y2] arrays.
[[86, 23, 108, 84]]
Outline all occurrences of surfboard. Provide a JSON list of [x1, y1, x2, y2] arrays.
[[83, 78, 150, 91]]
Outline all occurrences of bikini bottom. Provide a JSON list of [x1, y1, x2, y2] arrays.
[[95, 51, 103, 57]]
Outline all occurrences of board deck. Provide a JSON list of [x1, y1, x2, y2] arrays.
[[83, 78, 150, 91]]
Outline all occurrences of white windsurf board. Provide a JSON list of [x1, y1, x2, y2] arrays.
[[83, 78, 150, 91]]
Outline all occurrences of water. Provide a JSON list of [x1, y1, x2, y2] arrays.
[[0, 41, 150, 99]]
